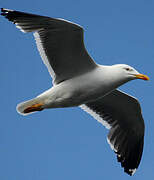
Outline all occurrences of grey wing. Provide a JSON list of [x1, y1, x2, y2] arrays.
[[1, 8, 97, 84], [80, 89, 145, 176]]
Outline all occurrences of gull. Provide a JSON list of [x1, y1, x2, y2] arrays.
[[1, 8, 149, 176]]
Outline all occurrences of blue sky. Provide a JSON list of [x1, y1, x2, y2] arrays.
[[0, 0, 154, 179]]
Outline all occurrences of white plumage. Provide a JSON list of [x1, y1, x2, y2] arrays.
[[1, 8, 149, 176]]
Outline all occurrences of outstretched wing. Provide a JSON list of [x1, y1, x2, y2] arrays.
[[80, 89, 145, 176], [1, 8, 97, 84]]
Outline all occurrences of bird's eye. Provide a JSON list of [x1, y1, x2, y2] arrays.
[[125, 67, 131, 71]]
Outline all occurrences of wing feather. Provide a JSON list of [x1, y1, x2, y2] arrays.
[[80, 89, 145, 176], [1, 8, 97, 84]]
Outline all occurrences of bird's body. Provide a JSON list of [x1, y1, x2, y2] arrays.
[[1, 8, 149, 176], [18, 64, 136, 112]]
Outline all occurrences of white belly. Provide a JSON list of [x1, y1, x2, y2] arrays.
[[37, 66, 125, 109]]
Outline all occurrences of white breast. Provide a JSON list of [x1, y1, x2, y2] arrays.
[[40, 65, 125, 108]]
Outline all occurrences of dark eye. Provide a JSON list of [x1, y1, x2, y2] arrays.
[[125, 67, 131, 71]]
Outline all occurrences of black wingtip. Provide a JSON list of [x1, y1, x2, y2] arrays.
[[1, 8, 13, 12], [125, 169, 136, 176], [1, 8, 21, 23], [1, 7, 4, 12], [1, 8, 13, 16], [1, 8, 45, 21], [1, 7, 6, 15]]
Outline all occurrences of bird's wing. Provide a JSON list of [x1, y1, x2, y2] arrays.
[[1, 8, 97, 84], [80, 89, 145, 176]]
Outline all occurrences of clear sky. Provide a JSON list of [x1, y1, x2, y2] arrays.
[[0, 0, 154, 179]]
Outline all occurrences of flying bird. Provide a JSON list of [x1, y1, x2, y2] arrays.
[[1, 8, 149, 176]]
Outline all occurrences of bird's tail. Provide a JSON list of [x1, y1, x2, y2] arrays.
[[16, 98, 44, 116]]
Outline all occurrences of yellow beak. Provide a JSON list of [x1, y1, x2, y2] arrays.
[[135, 74, 149, 80]]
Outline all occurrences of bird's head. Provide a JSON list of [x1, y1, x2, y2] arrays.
[[111, 64, 149, 82]]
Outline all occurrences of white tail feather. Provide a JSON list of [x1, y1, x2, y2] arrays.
[[16, 98, 40, 116]]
